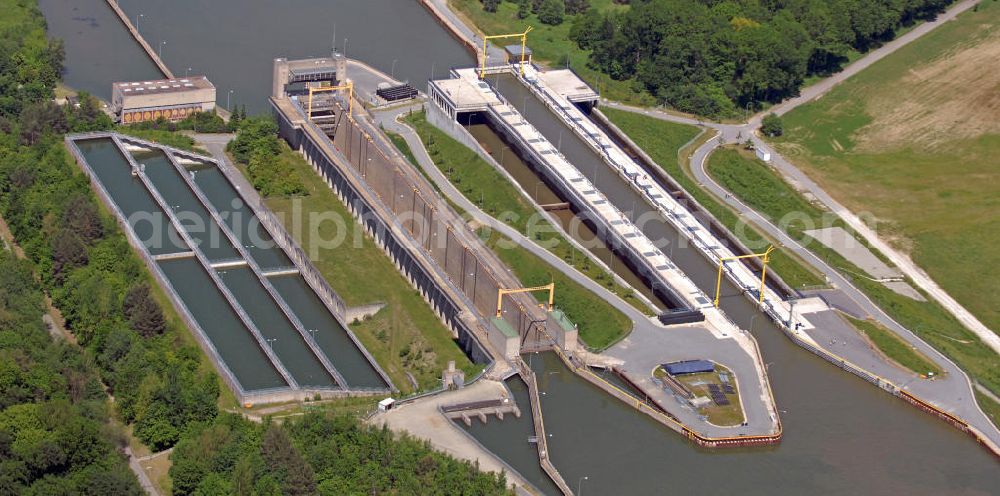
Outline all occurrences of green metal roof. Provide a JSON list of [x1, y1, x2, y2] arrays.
[[549, 309, 576, 332], [491, 317, 518, 338]]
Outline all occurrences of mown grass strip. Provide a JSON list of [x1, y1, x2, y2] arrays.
[[847, 316, 943, 377]]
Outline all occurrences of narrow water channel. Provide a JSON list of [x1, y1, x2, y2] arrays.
[[134, 149, 241, 262], [158, 257, 287, 391]]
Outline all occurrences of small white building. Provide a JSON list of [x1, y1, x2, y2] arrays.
[[378, 398, 396, 412], [755, 146, 772, 162], [112, 75, 216, 124]]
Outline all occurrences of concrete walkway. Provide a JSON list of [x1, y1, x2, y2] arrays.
[[370, 379, 540, 495], [372, 103, 780, 439]]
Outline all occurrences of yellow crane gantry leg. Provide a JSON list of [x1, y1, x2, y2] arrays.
[[496, 282, 554, 318], [479, 26, 533, 79], [714, 245, 775, 307], [307, 81, 354, 119]]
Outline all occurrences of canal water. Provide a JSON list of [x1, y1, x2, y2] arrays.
[[187, 162, 293, 270], [456, 376, 562, 496], [50, 3, 1000, 492], [157, 257, 288, 391], [135, 149, 241, 262], [75, 139, 187, 255], [216, 266, 339, 388], [38, 0, 162, 101], [43, 0, 474, 112]]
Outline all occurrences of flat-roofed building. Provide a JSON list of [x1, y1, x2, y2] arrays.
[[112, 76, 216, 124]]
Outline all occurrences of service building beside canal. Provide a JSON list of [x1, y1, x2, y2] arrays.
[[111, 75, 216, 123]]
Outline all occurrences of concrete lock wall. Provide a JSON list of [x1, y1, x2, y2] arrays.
[[277, 96, 550, 354], [272, 103, 495, 364]]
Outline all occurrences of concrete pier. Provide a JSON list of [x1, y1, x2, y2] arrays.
[[104, 0, 174, 78]]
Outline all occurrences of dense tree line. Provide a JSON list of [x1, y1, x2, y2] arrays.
[[0, 253, 142, 495], [0, 0, 219, 453], [568, 0, 955, 115], [169, 413, 513, 495], [227, 117, 307, 197]]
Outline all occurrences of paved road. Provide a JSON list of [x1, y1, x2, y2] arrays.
[[601, 0, 998, 356], [373, 103, 779, 438]]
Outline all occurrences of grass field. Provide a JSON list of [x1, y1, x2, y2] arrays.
[[400, 111, 636, 349], [601, 108, 826, 289], [975, 390, 1000, 427], [773, 1, 1000, 334], [259, 144, 480, 394], [450, 0, 654, 106], [847, 316, 943, 377]]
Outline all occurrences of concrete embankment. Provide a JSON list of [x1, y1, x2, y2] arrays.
[[104, 0, 174, 78], [418, 0, 481, 60]]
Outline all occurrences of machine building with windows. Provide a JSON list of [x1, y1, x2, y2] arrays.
[[111, 75, 216, 124]]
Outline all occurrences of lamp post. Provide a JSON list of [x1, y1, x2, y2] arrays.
[[136, 13, 143, 34], [577, 476, 589, 495], [186, 67, 191, 77], [227, 89, 234, 111], [158, 40, 166, 59]]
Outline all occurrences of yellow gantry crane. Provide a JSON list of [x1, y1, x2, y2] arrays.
[[714, 245, 775, 307], [496, 282, 555, 318], [306, 81, 354, 119], [479, 26, 533, 79]]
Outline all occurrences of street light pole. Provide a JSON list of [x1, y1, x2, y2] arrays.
[[158, 40, 166, 59], [227, 89, 234, 111], [577, 476, 589, 495], [136, 13, 143, 34], [186, 67, 191, 77]]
